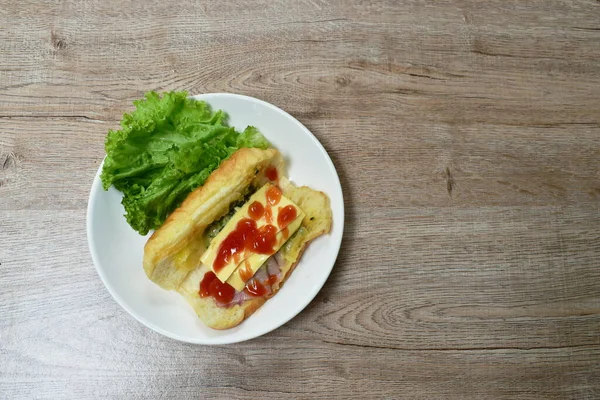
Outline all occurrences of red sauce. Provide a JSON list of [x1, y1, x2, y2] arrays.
[[248, 201, 264, 220], [266, 185, 282, 206], [265, 165, 278, 181], [199, 271, 215, 298], [277, 205, 297, 228], [214, 218, 278, 272], [251, 224, 278, 253], [233, 252, 242, 265], [264, 206, 273, 224], [244, 279, 268, 297], [199, 271, 236, 304], [213, 219, 257, 272], [239, 260, 254, 282], [265, 273, 278, 286]]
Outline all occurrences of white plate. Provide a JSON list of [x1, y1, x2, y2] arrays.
[[86, 93, 344, 344]]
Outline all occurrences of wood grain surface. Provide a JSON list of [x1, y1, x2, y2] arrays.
[[1, 1, 600, 399]]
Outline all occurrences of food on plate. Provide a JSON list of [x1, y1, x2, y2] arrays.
[[100, 91, 270, 235], [99, 91, 333, 329], [143, 147, 332, 329]]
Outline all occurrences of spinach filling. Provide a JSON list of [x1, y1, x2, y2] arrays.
[[203, 186, 256, 247]]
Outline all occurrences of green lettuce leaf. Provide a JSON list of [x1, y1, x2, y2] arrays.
[[100, 91, 270, 235]]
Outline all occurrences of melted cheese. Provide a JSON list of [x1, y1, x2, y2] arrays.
[[226, 214, 303, 291], [200, 184, 304, 283]]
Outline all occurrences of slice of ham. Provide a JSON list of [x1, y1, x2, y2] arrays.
[[253, 264, 270, 283], [215, 252, 283, 308], [266, 255, 282, 279]]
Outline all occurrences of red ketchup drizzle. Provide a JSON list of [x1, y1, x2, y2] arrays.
[[277, 205, 297, 229], [207, 185, 288, 302], [248, 201, 264, 220], [213, 219, 256, 273], [199, 271, 236, 304], [233, 252, 242, 265], [266, 186, 282, 206], [265, 165, 278, 181], [244, 279, 268, 297], [251, 224, 278, 253], [265, 273, 278, 286], [264, 207, 273, 224], [239, 260, 254, 282], [214, 219, 278, 272]]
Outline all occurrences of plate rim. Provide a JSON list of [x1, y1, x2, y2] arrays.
[[86, 92, 344, 344]]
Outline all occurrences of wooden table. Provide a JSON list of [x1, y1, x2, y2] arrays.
[[1, 1, 599, 398]]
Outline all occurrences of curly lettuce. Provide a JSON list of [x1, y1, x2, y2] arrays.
[[100, 91, 270, 235]]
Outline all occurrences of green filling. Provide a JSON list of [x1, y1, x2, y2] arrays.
[[203, 187, 255, 247]]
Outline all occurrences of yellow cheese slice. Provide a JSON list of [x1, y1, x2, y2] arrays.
[[200, 183, 304, 283], [226, 214, 303, 291]]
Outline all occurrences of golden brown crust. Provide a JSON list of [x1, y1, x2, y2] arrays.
[[240, 296, 268, 323]]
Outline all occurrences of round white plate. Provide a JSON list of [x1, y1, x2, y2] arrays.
[[87, 93, 344, 344]]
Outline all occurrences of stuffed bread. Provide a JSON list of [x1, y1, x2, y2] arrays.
[[143, 147, 332, 329]]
